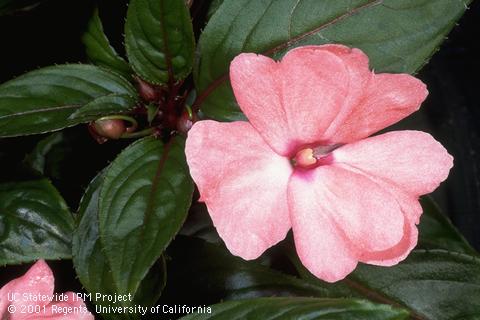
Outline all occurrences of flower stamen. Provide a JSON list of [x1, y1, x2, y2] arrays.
[[293, 144, 342, 168], [293, 148, 317, 168]]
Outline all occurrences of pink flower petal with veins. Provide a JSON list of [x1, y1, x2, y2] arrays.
[[186, 44, 453, 282], [288, 165, 410, 282], [332, 130, 454, 196], [230, 47, 352, 156], [185, 120, 292, 259], [0, 260, 94, 319]]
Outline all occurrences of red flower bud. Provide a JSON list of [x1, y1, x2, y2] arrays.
[[135, 76, 159, 102], [93, 119, 126, 140], [177, 111, 195, 133]]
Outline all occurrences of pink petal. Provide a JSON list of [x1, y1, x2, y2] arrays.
[[332, 131, 453, 197], [230, 44, 427, 152], [288, 173, 357, 282], [0, 260, 54, 317], [288, 165, 407, 282], [185, 120, 292, 259], [333, 162, 422, 265], [360, 213, 418, 266], [326, 73, 428, 143], [230, 46, 356, 156], [312, 45, 372, 138], [0, 262, 94, 320]]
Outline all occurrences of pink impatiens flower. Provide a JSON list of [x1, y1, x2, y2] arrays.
[[185, 45, 453, 282], [0, 260, 94, 319]]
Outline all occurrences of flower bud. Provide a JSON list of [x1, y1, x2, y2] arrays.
[[177, 111, 195, 134], [93, 119, 126, 140], [135, 76, 159, 102]]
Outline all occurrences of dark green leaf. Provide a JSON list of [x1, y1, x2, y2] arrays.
[[291, 250, 480, 320], [24, 132, 70, 177], [352, 251, 480, 320], [73, 171, 166, 318], [206, 0, 224, 20], [99, 136, 193, 295], [195, 0, 472, 120], [82, 9, 133, 78], [179, 297, 408, 320], [125, 0, 195, 84], [0, 179, 74, 264], [418, 197, 477, 255], [164, 236, 334, 305], [0, 64, 138, 137], [68, 94, 137, 121], [133, 256, 167, 307], [73, 171, 117, 302]]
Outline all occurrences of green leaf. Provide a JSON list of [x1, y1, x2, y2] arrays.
[[291, 250, 480, 320], [82, 9, 133, 79], [0, 64, 138, 137], [418, 197, 477, 255], [99, 136, 193, 295], [24, 131, 70, 177], [0, 179, 74, 265], [73, 171, 126, 320], [73, 171, 166, 319], [125, 0, 195, 84], [133, 256, 167, 307], [68, 94, 137, 121], [206, 0, 224, 20], [195, 0, 472, 120], [165, 236, 336, 304], [179, 297, 408, 320], [73, 171, 111, 293], [352, 251, 480, 320]]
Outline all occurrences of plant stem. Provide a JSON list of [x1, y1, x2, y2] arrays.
[[121, 128, 155, 139]]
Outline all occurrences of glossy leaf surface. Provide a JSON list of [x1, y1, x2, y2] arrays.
[[73, 171, 166, 319], [290, 250, 480, 320], [125, 0, 195, 84], [0, 180, 74, 264], [195, 0, 471, 120], [82, 9, 132, 78], [99, 136, 193, 295], [0, 64, 137, 137]]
